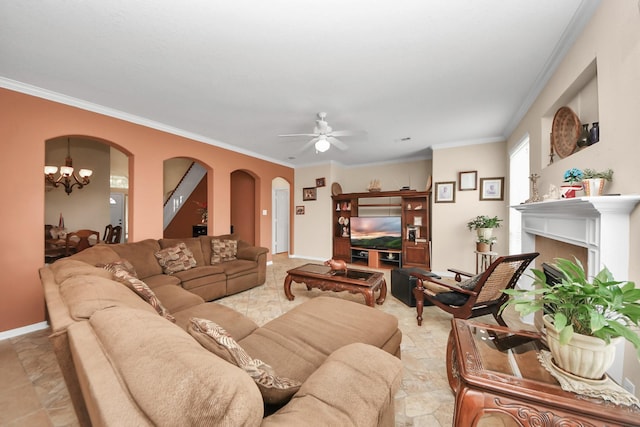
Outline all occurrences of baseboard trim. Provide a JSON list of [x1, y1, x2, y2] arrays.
[[0, 321, 49, 341]]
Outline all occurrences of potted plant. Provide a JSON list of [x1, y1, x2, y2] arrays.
[[501, 257, 640, 379], [475, 236, 496, 252], [561, 168, 584, 198], [466, 215, 502, 240], [582, 168, 613, 196]]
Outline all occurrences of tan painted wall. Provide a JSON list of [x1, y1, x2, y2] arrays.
[[432, 141, 507, 273], [0, 87, 293, 332], [505, 1, 640, 395]]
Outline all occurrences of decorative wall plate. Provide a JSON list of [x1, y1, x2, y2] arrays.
[[552, 107, 580, 158], [331, 182, 342, 196]]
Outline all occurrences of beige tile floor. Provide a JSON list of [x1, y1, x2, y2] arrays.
[[0, 254, 526, 426]]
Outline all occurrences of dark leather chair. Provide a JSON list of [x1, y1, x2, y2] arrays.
[[411, 252, 539, 326]]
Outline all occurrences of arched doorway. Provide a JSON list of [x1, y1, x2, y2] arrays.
[[163, 158, 208, 239], [44, 136, 129, 262]]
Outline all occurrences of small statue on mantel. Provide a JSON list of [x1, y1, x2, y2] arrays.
[[524, 173, 542, 203]]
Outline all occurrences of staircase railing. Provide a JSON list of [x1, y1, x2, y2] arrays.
[[163, 162, 206, 229]]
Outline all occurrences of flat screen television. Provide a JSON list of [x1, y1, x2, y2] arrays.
[[350, 216, 402, 250]]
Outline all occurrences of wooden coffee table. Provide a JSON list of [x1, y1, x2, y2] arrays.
[[284, 263, 387, 307]]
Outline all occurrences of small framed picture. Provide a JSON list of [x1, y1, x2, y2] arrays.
[[458, 171, 477, 191], [434, 181, 455, 203], [295, 206, 305, 215], [480, 177, 505, 201], [303, 187, 317, 201], [315, 177, 326, 187], [413, 216, 423, 226]]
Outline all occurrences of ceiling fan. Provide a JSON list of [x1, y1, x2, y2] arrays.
[[279, 112, 356, 153]]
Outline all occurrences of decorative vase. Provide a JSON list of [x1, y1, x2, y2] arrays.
[[582, 178, 605, 196], [543, 315, 620, 380], [201, 212, 208, 224], [577, 124, 591, 148], [589, 122, 599, 144], [560, 184, 582, 198]]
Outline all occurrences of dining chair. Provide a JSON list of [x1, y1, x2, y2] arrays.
[[66, 229, 100, 255], [411, 252, 539, 326]]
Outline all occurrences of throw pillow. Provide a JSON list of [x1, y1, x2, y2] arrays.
[[188, 317, 301, 405], [100, 259, 138, 278], [154, 242, 197, 274], [460, 273, 483, 290], [434, 291, 470, 306], [110, 268, 175, 322], [211, 239, 238, 264]]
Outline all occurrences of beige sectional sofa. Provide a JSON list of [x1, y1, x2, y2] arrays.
[[40, 236, 403, 426]]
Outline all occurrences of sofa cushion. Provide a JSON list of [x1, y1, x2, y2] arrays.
[[152, 285, 204, 313], [159, 237, 206, 266], [173, 265, 225, 282], [172, 303, 259, 340], [154, 243, 197, 274], [68, 244, 121, 266], [214, 259, 258, 277], [188, 318, 301, 405], [87, 307, 264, 426], [110, 239, 163, 279], [211, 239, 238, 264], [239, 297, 400, 383], [110, 269, 175, 322], [59, 275, 156, 320], [143, 274, 181, 289], [51, 259, 114, 284], [199, 234, 237, 265]]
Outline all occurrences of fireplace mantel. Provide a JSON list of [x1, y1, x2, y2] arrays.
[[513, 195, 640, 384], [513, 195, 640, 279]]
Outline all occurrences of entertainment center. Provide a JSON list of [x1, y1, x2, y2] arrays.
[[332, 190, 431, 270]]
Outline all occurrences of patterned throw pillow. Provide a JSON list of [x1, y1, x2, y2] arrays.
[[109, 268, 175, 322], [460, 273, 483, 290], [101, 259, 138, 278], [154, 242, 197, 274], [188, 317, 301, 405], [211, 239, 238, 264]]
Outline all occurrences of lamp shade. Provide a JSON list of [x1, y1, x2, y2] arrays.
[[79, 169, 93, 178], [44, 166, 58, 175]]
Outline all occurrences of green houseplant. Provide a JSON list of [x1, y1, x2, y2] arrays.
[[467, 215, 502, 241], [502, 257, 640, 379], [582, 168, 614, 196]]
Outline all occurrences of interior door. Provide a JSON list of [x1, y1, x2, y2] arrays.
[[273, 188, 289, 254]]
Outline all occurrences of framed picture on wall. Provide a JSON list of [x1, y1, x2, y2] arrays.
[[303, 187, 317, 201], [315, 177, 326, 187], [434, 181, 455, 203], [295, 206, 305, 215], [480, 177, 504, 201], [458, 171, 477, 191]]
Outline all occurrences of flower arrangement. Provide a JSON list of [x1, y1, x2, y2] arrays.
[[194, 201, 208, 223], [563, 168, 584, 185]]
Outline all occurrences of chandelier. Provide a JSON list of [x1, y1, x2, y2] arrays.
[[44, 138, 93, 195]]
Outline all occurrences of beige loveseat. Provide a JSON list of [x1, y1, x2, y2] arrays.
[[40, 241, 403, 426]]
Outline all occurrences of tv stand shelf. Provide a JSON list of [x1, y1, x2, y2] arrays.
[[332, 189, 431, 270], [351, 247, 401, 269]]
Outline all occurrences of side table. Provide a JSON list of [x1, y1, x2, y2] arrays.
[[447, 318, 640, 426], [474, 250, 497, 273]]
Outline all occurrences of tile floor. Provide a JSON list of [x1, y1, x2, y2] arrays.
[[0, 254, 528, 426]]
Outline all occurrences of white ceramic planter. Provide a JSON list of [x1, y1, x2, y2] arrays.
[[583, 178, 605, 196], [543, 315, 620, 380], [476, 228, 493, 240]]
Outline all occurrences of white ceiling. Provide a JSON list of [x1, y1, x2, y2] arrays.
[[0, 0, 599, 167]]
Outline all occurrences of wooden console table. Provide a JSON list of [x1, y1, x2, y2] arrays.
[[448, 318, 640, 426]]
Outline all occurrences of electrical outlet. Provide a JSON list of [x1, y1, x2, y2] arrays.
[[622, 377, 636, 395]]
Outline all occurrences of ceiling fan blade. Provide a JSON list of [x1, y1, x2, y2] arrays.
[[328, 136, 348, 151], [328, 130, 357, 137], [278, 133, 318, 137], [299, 137, 319, 153]]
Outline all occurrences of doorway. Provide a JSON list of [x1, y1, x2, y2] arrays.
[[272, 177, 290, 254], [509, 135, 530, 254]]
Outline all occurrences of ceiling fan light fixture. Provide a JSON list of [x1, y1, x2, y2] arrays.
[[315, 136, 331, 153]]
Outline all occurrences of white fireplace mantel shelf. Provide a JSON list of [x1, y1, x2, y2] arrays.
[[513, 195, 640, 279], [513, 195, 640, 384]]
